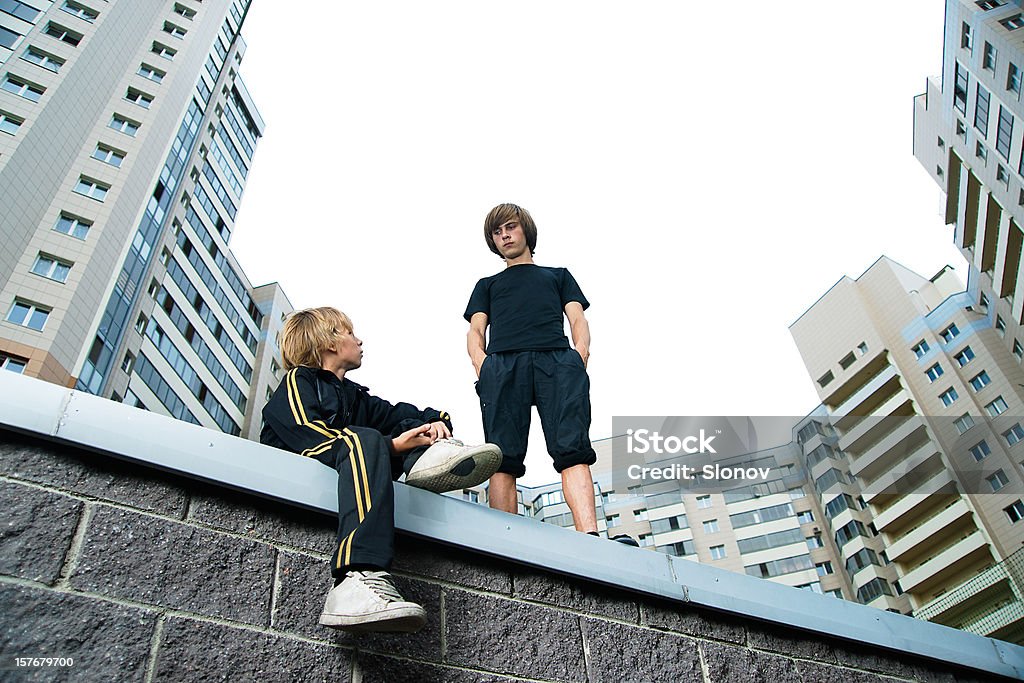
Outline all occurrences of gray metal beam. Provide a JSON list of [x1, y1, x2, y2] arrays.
[[0, 371, 1021, 679]]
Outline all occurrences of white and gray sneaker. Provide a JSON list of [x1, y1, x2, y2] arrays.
[[318, 570, 426, 633], [405, 438, 502, 493]]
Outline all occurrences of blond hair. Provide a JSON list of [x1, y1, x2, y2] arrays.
[[280, 307, 353, 371]]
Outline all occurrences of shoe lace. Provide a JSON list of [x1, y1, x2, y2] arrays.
[[357, 571, 405, 602]]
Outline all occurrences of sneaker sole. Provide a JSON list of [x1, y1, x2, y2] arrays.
[[406, 446, 502, 493], [319, 605, 426, 633]]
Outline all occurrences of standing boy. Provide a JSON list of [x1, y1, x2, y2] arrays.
[[465, 204, 635, 545], [262, 307, 501, 633]]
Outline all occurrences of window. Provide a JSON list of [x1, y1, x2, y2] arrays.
[[985, 42, 998, 71], [998, 107, 1014, 159], [709, 545, 726, 560], [173, 2, 196, 19], [797, 510, 814, 524], [980, 293, 990, 312], [954, 413, 976, 435], [1010, 63, 1022, 95], [986, 396, 1009, 416], [857, 342, 868, 355], [806, 535, 824, 549], [137, 63, 165, 83], [1, 0, 40, 22], [939, 387, 959, 407], [989, 470, 1010, 492], [74, 176, 109, 201], [815, 561, 834, 577], [839, 352, 856, 370], [6, 300, 49, 331], [696, 494, 712, 509], [955, 62, 969, 114], [978, 0, 1007, 9], [1015, 340, 1023, 361], [702, 519, 719, 534], [2, 75, 44, 102], [0, 110, 23, 135], [978, 141, 989, 162], [1001, 14, 1024, 30], [997, 315, 1008, 336], [633, 509, 648, 522], [970, 370, 992, 391], [121, 352, 134, 373], [962, 21, 974, 51], [857, 578, 893, 604], [43, 23, 82, 46], [151, 42, 176, 60], [31, 254, 72, 283], [61, 1, 97, 22], [125, 88, 153, 109], [912, 340, 930, 359], [925, 363, 944, 382], [163, 21, 187, 39], [109, 114, 139, 136], [92, 144, 125, 167], [0, 353, 27, 374], [976, 87, 991, 137], [605, 514, 621, 528], [1004, 424, 1024, 446], [818, 370, 834, 388], [54, 212, 91, 239], [954, 346, 975, 366], [998, 164, 1010, 186], [649, 514, 688, 534], [22, 46, 64, 73], [941, 323, 960, 343], [969, 440, 992, 462], [1005, 501, 1024, 523]]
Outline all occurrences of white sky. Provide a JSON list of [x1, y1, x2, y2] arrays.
[[231, 2, 967, 486]]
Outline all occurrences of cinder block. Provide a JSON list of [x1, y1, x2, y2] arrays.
[[444, 588, 586, 682], [747, 625, 837, 664], [70, 506, 275, 626], [640, 598, 747, 645], [356, 653, 527, 683], [512, 568, 639, 623], [0, 583, 156, 681], [0, 480, 82, 584], [700, 640, 801, 683], [393, 535, 513, 595], [0, 432, 188, 517], [833, 641, 954, 681], [273, 551, 442, 661], [796, 661, 901, 683], [155, 616, 351, 681], [581, 616, 703, 683], [188, 485, 335, 554]]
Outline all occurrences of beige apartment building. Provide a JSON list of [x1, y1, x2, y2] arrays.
[[0, 0, 290, 439], [791, 256, 1024, 642]]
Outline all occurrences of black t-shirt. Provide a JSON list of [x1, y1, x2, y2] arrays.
[[464, 264, 590, 353]]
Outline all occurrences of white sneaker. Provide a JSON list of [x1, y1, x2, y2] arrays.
[[318, 570, 426, 633], [405, 438, 502, 493]]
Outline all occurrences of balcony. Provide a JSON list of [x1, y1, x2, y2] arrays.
[[872, 469, 956, 530], [848, 417, 928, 481], [885, 499, 973, 563], [861, 440, 941, 498], [830, 363, 898, 428], [839, 392, 913, 455], [900, 530, 991, 594]]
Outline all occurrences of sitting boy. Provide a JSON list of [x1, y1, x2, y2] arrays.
[[261, 307, 501, 632]]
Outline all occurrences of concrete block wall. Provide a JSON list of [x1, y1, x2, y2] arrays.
[[0, 429, 1009, 682]]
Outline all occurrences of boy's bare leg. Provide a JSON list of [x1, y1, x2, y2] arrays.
[[562, 463, 598, 533], [488, 472, 519, 513]]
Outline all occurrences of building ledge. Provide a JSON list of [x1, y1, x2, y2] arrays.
[[1, 371, 1022, 680]]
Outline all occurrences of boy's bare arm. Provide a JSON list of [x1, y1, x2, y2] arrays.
[[467, 312, 489, 378], [565, 302, 590, 368]]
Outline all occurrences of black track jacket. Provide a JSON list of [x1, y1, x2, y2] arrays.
[[260, 366, 452, 458]]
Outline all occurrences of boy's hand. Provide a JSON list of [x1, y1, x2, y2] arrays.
[[392, 422, 452, 453], [471, 352, 487, 378], [576, 346, 590, 369]]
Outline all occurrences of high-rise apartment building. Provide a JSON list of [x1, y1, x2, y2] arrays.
[[791, 256, 1024, 642], [0, 0, 290, 439]]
